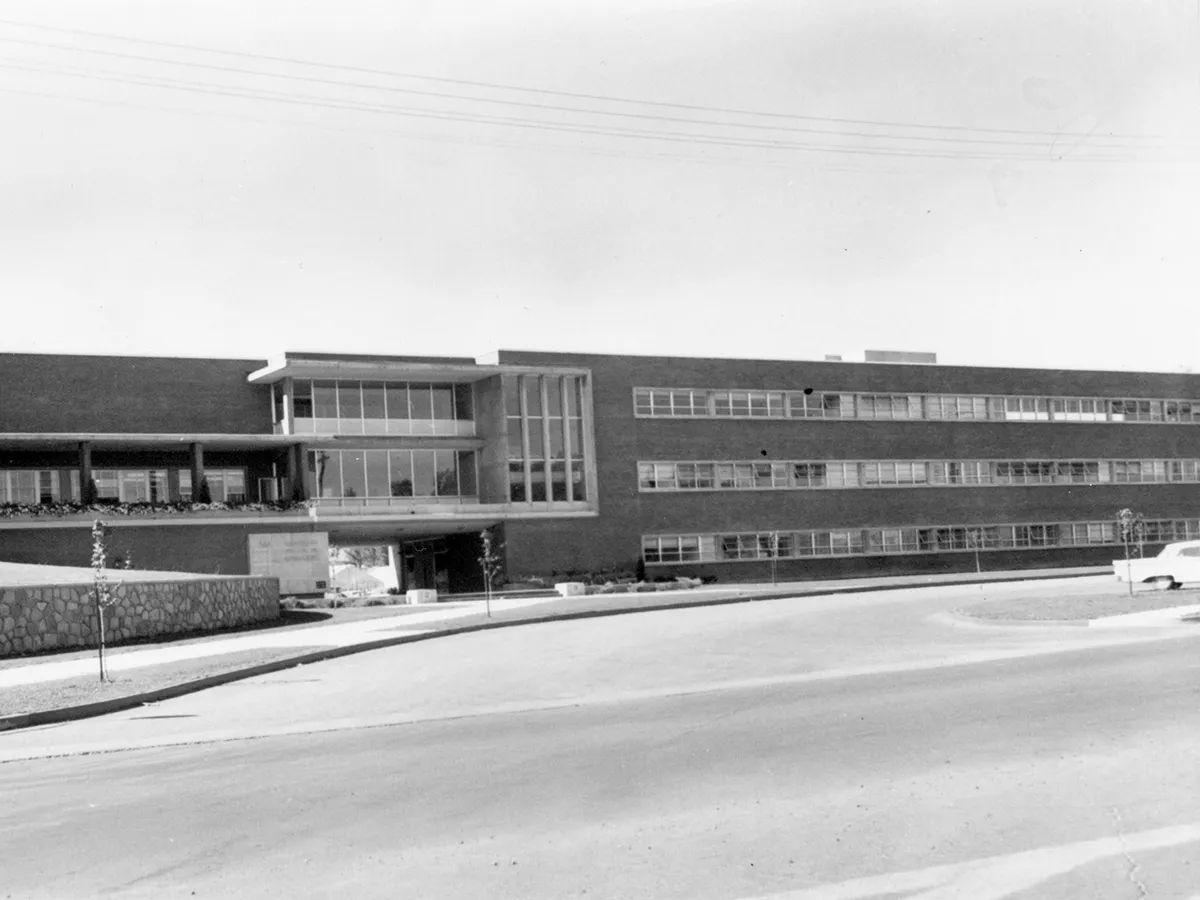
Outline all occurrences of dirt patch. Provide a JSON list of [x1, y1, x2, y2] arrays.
[[957, 585, 1200, 622], [0, 646, 327, 718]]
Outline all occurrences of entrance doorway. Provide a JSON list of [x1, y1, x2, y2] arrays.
[[403, 540, 446, 593], [396, 533, 486, 595]]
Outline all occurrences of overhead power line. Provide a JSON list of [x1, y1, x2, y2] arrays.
[[0, 34, 1176, 150], [0, 16, 1187, 143], [0, 84, 939, 177], [0, 58, 1161, 164]]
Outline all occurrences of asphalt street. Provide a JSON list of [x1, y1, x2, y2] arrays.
[[2, 577, 1199, 899]]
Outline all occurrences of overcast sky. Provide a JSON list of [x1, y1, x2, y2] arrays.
[[1, 0, 1198, 371]]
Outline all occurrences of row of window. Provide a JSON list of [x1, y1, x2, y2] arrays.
[[642, 518, 1200, 563], [506, 374, 588, 504], [280, 380, 476, 436], [308, 449, 477, 502], [633, 388, 1200, 424], [0, 468, 247, 505], [638, 459, 1200, 491]]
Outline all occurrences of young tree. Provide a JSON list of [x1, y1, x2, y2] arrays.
[[965, 528, 984, 574], [91, 520, 117, 682], [341, 546, 387, 568], [478, 527, 504, 618], [1117, 508, 1146, 597]]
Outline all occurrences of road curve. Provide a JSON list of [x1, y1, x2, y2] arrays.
[[2, 578, 1198, 899]]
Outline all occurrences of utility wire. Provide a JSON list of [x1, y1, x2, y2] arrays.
[[0, 84, 938, 177], [0, 16, 1188, 142], [0, 59, 1165, 164], [0, 34, 1184, 151]]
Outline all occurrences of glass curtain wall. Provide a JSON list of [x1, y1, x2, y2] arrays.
[[505, 374, 587, 503], [308, 449, 478, 505], [290, 379, 475, 436]]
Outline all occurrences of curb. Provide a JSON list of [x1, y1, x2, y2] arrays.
[[0, 568, 1107, 733], [932, 609, 1090, 629]]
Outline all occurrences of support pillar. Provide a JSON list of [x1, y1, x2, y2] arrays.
[[189, 442, 204, 501], [290, 443, 309, 501], [386, 541, 402, 595], [78, 441, 93, 503]]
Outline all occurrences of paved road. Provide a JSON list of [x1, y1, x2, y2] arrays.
[[3, 578, 1199, 899]]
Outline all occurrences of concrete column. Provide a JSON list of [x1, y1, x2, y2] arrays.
[[78, 441, 93, 503], [293, 443, 312, 501], [189, 442, 205, 501], [386, 541, 402, 594], [282, 377, 294, 436]]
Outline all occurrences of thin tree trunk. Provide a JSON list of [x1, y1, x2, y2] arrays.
[[97, 603, 108, 682]]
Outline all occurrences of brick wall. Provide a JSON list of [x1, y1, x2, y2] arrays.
[[0, 521, 324, 575], [0, 353, 272, 434]]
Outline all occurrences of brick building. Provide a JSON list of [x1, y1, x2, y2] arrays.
[[1, 349, 1197, 591]]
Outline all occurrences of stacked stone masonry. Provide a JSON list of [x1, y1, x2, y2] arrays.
[[0, 576, 279, 656]]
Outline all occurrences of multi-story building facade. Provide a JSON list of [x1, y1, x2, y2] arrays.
[[2, 349, 1198, 590]]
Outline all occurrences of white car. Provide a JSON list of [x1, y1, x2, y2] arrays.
[[1112, 539, 1200, 590]]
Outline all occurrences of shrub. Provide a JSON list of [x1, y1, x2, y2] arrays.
[[633, 582, 658, 594], [366, 598, 387, 607]]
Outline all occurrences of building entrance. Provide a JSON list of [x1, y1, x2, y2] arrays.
[[395, 533, 485, 595]]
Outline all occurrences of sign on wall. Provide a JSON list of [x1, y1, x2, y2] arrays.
[[248, 532, 330, 596]]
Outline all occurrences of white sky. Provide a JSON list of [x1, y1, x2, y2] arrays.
[[1, 0, 1198, 371]]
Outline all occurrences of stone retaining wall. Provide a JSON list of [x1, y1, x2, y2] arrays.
[[0, 576, 280, 656]]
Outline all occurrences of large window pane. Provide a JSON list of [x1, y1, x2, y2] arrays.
[[507, 423, 524, 458], [454, 383, 474, 420], [292, 379, 313, 420], [509, 461, 527, 502], [458, 451, 478, 497], [121, 470, 149, 502], [221, 470, 246, 502], [365, 450, 390, 497], [412, 450, 436, 496], [569, 418, 584, 459], [312, 381, 339, 418], [362, 382, 386, 419], [434, 450, 458, 497], [546, 378, 563, 416], [550, 461, 568, 500], [570, 462, 586, 501], [338, 382, 363, 421], [529, 460, 547, 501], [149, 470, 168, 503], [410, 383, 433, 420], [565, 378, 579, 416], [527, 422, 545, 459], [525, 377, 543, 417], [431, 385, 454, 421], [93, 470, 119, 501], [341, 452, 366, 498], [504, 377, 522, 416], [389, 451, 413, 496], [311, 452, 341, 498], [386, 384, 410, 420], [549, 418, 565, 459]]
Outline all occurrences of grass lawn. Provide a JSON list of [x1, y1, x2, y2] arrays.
[[958, 583, 1200, 622], [0, 646, 328, 719]]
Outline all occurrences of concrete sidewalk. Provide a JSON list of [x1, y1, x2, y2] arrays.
[[0, 566, 1113, 689]]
